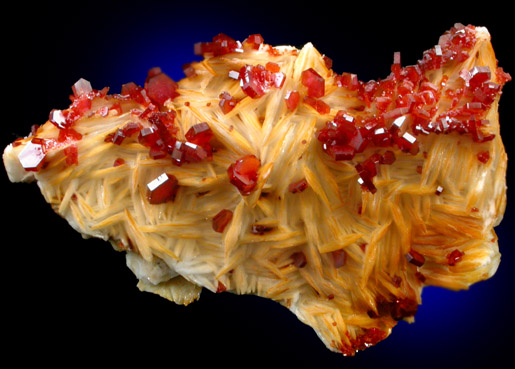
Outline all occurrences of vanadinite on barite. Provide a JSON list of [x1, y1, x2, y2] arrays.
[[2, 24, 509, 357]]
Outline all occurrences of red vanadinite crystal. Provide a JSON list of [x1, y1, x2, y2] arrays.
[[291, 251, 307, 268], [186, 122, 213, 146], [340, 328, 388, 356], [64, 144, 78, 166], [182, 63, 196, 78], [212, 209, 233, 233], [447, 249, 464, 266], [301, 68, 325, 98], [144, 67, 179, 107], [108, 122, 142, 145], [121, 82, 152, 106], [244, 34, 264, 49], [477, 151, 490, 163], [406, 249, 425, 267], [195, 33, 240, 57], [146, 173, 179, 204], [219, 91, 239, 114], [113, 158, 125, 167], [335, 72, 360, 90], [380, 150, 396, 164], [389, 298, 419, 321], [227, 155, 261, 195], [303, 96, 330, 115], [288, 178, 309, 194], [285, 90, 300, 111], [18, 139, 47, 171], [216, 281, 227, 293], [238, 64, 285, 98]]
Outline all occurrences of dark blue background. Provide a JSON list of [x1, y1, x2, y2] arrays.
[[4, 1, 513, 366]]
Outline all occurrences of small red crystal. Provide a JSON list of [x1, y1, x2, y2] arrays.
[[380, 150, 396, 164], [121, 82, 152, 106], [212, 209, 233, 233], [244, 34, 264, 49], [335, 72, 359, 90], [303, 96, 330, 115], [146, 173, 179, 204], [113, 158, 125, 167], [406, 249, 425, 267], [64, 144, 78, 166], [477, 151, 490, 163], [301, 68, 325, 98], [227, 155, 261, 195], [144, 68, 179, 106], [288, 178, 309, 194], [285, 90, 300, 111], [219, 91, 238, 114], [447, 249, 464, 266], [216, 281, 227, 293]]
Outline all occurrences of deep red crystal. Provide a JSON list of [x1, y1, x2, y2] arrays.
[[447, 249, 464, 266], [285, 90, 300, 111], [406, 249, 425, 266], [144, 68, 179, 106], [244, 34, 264, 49], [238, 64, 283, 98], [146, 173, 179, 204], [477, 151, 490, 163], [380, 150, 396, 164], [227, 155, 261, 195], [219, 91, 238, 114], [301, 68, 325, 98], [185, 122, 213, 146], [303, 96, 330, 115], [288, 178, 309, 194], [64, 144, 78, 166], [212, 209, 233, 233]]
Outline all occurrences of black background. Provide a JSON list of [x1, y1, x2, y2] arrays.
[[4, 1, 514, 367]]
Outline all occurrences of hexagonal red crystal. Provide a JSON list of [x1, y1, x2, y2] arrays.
[[219, 92, 238, 114], [285, 90, 300, 111], [144, 68, 179, 106], [18, 139, 47, 172], [227, 155, 261, 195], [301, 68, 325, 98], [146, 173, 179, 204]]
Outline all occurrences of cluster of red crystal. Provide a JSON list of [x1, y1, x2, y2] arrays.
[[194, 33, 265, 57], [301, 68, 330, 114], [17, 79, 108, 171], [368, 295, 419, 321], [17, 66, 183, 173], [318, 24, 510, 194], [238, 62, 285, 98], [340, 328, 388, 356]]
